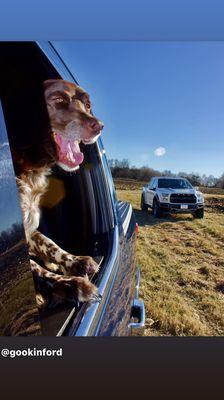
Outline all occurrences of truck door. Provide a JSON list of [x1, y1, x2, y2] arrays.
[[0, 101, 41, 336]]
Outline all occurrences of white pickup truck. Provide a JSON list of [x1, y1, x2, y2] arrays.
[[141, 176, 204, 218]]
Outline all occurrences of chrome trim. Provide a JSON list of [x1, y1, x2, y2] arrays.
[[135, 267, 141, 299], [122, 203, 132, 236], [96, 140, 104, 160], [56, 308, 77, 337], [129, 299, 145, 330], [95, 140, 116, 227], [75, 225, 119, 336], [129, 268, 145, 335], [37, 42, 77, 82], [119, 201, 129, 219], [97, 148, 106, 159]]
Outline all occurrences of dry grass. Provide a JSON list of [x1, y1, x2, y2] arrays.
[[117, 187, 224, 336]]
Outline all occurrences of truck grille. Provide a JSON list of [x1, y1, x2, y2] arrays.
[[170, 194, 197, 204]]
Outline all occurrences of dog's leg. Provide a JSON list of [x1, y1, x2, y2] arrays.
[[44, 261, 61, 274], [29, 259, 49, 310], [29, 231, 99, 277], [30, 259, 101, 307]]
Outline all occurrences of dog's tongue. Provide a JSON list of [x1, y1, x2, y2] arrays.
[[53, 132, 84, 168]]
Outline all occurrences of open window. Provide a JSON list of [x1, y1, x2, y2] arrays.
[[0, 42, 115, 335]]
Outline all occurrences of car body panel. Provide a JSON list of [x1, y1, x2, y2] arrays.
[[97, 212, 137, 336], [0, 101, 41, 336]]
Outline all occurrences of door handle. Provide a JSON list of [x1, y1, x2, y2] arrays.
[[129, 299, 145, 335]]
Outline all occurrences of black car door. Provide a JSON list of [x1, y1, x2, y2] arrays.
[[0, 101, 41, 336]]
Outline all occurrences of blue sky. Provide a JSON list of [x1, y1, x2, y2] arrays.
[[54, 42, 224, 177]]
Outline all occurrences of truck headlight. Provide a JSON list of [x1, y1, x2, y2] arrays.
[[159, 193, 169, 202], [196, 193, 204, 203]]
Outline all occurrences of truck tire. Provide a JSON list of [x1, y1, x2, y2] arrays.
[[141, 194, 148, 210], [193, 208, 204, 219], [152, 198, 162, 218]]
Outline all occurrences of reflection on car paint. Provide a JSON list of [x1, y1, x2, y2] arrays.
[[0, 103, 41, 336]]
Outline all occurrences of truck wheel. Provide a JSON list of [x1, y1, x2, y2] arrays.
[[152, 199, 162, 218], [193, 208, 204, 219], [141, 195, 148, 210]]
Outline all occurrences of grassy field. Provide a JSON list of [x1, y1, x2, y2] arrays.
[[115, 180, 224, 336]]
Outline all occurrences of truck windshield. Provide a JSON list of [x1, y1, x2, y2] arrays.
[[158, 179, 193, 189]]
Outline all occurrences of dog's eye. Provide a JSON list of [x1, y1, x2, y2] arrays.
[[85, 102, 91, 110], [54, 97, 66, 104]]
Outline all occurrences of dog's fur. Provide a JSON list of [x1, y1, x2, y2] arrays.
[[15, 79, 104, 309]]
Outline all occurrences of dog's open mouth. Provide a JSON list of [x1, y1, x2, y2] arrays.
[[53, 132, 84, 169]]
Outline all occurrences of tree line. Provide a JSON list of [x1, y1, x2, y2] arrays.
[[108, 159, 224, 188], [0, 223, 24, 254]]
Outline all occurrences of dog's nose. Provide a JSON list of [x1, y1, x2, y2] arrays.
[[89, 119, 104, 133]]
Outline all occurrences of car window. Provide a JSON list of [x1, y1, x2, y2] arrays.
[[97, 138, 117, 224], [158, 179, 192, 189], [151, 178, 157, 189], [148, 178, 154, 189]]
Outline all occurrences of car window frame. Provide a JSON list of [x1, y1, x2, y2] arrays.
[[148, 178, 154, 189], [153, 179, 158, 189], [149, 178, 157, 190]]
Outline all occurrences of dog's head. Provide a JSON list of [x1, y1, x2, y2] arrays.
[[43, 79, 104, 172]]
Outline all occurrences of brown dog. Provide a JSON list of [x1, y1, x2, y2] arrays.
[[16, 79, 104, 309]]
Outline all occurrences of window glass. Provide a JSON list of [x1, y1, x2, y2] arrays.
[[149, 178, 156, 189], [97, 139, 116, 225], [152, 179, 157, 189], [158, 179, 193, 189], [148, 178, 154, 189]]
